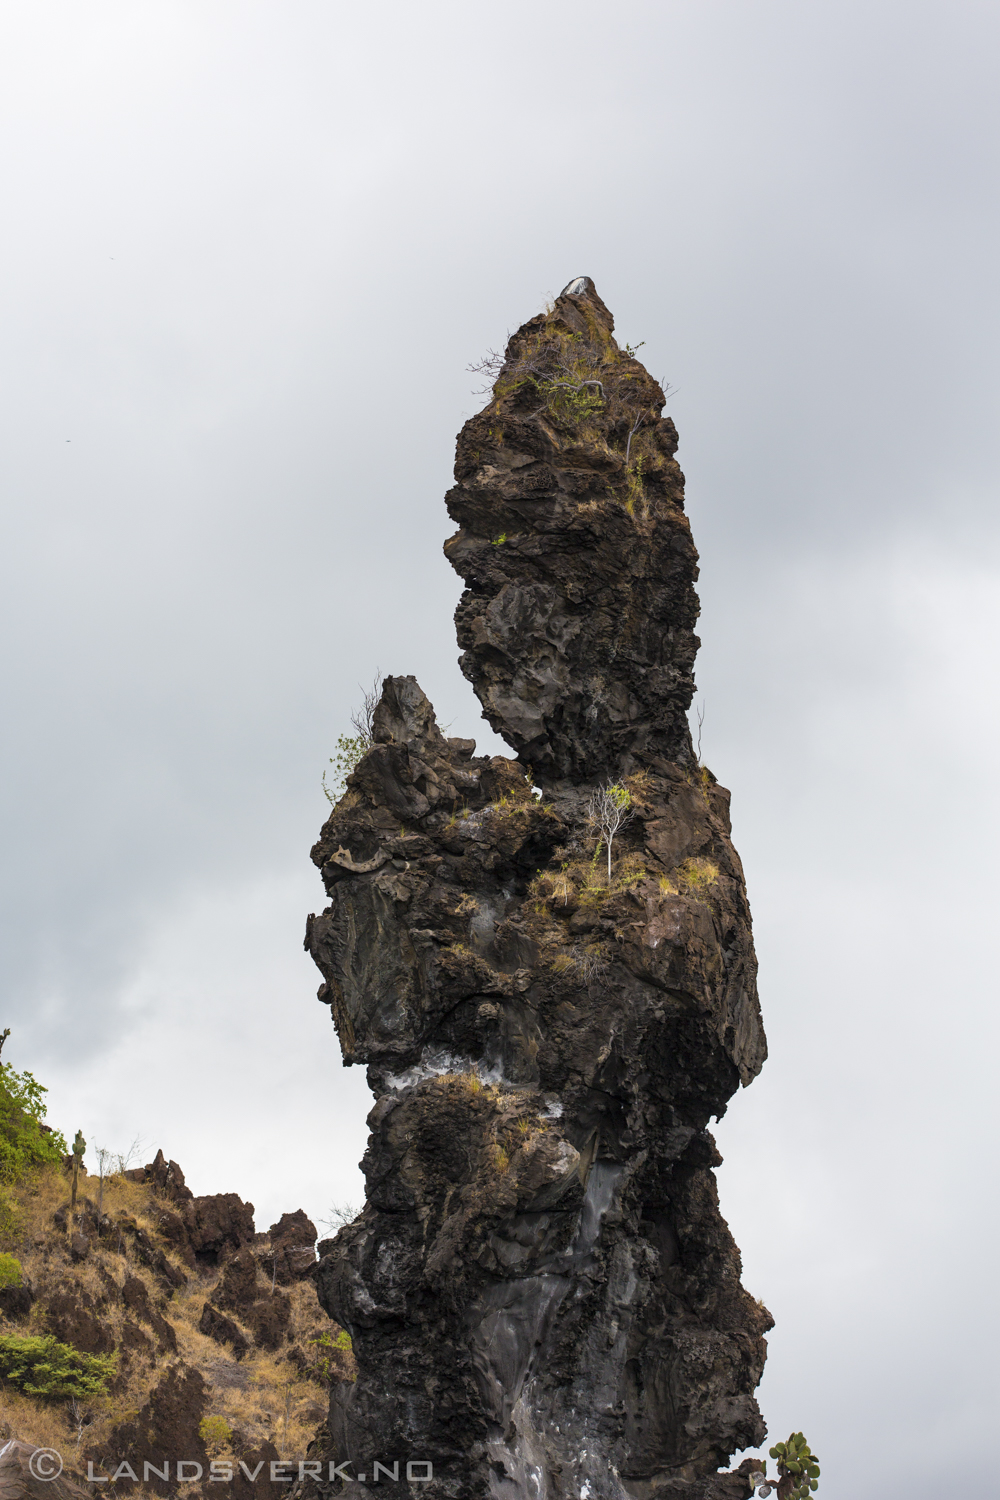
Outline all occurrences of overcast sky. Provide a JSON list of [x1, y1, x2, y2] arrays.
[[1, 2, 997, 1494]]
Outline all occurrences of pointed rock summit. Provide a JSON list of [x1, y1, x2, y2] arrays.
[[447, 275, 699, 782], [306, 279, 770, 1499]]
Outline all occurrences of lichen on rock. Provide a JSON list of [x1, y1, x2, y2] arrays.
[[306, 277, 771, 1499]]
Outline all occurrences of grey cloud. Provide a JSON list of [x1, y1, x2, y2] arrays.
[[1, 2, 997, 1494]]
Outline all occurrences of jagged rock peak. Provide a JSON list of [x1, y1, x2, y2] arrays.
[[445, 275, 699, 784], [304, 282, 769, 1500]]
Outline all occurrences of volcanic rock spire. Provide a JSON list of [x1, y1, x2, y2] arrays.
[[447, 278, 699, 783], [306, 278, 770, 1499]]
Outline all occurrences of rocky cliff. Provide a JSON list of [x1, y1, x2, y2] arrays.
[[0, 1148, 352, 1497], [306, 277, 771, 1498]]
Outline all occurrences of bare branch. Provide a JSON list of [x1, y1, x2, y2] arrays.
[[113, 1133, 146, 1176], [321, 1202, 362, 1233], [350, 671, 383, 744], [587, 782, 635, 882], [625, 409, 646, 466]]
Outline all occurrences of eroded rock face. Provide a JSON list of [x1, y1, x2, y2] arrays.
[[446, 278, 698, 784], [306, 279, 770, 1499]]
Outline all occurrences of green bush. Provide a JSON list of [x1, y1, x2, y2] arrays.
[[0, 1064, 67, 1183], [764, 1433, 820, 1498], [323, 733, 370, 803], [309, 1328, 353, 1379], [0, 1335, 115, 1399], [199, 1415, 232, 1452], [0, 1253, 22, 1288]]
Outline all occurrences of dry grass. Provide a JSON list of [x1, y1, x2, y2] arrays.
[[529, 868, 576, 907], [535, 846, 661, 926], [624, 768, 654, 801], [0, 1385, 94, 1454], [676, 857, 719, 893], [612, 852, 648, 890], [0, 1164, 344, 1466], [205, 1348, 326, 1461], [548, 944, 609, 983], [683, 762, 713, 805], [485, 788, 537, 821], [445, 1071, 507, 1102]]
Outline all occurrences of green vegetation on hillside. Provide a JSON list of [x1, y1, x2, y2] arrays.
[[0, 1334, 115, 1400], [0, 1061, 67, 1182]]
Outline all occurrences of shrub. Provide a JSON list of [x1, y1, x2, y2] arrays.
[[0, 1334, 116, 1399], [323, 673, 383, 803], [309, 1329, 353, 1381], [323, 732, 370, 803], [769, 1432, 820, 1498], [199, 1415, 233, 1453], [0, 1063, 68, 1182], [0, 1253, 22, 1288]]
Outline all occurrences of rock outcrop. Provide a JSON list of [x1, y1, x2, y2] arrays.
[[306, 278, 770, 1498], [0, 1154, 350, 1497], [0, 1440, 91, 1500]]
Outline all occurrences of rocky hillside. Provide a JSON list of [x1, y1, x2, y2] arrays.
[[0, 1145, 353, 1498], [305, 278, 771, 1498]]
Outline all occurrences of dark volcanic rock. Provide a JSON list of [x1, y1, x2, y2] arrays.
[[44, 1289, 115, 1356], [265, 1209, 318, 1283], [184, 1192, 255, 1265], [106, 1214, 189, 1289], [117, 1318, 154, 1361], [0, 1440, 91, 1500], [121, 1274, 177, 1352], [149, 1204, 198, 1271], [208, 1245, 292, 1351], [246, 1290, 292, 1351], [0, 1284, 33, 1321], [102, 1366, 209, 1497], [305, 278, 770, 1499], [211, 1247, 262, 1313], [199, 1301, 250, 1360], [144, 1148, 194, 1203], [446, 277, 698, 784]]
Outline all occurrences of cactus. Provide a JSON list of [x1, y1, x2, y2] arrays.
[[748, 1432, 819, 1499], [69, 1129, 86, 1211]]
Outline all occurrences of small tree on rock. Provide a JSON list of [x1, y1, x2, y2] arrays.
[[323, 672, 383, 803], [587, 782, 634, 882]]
